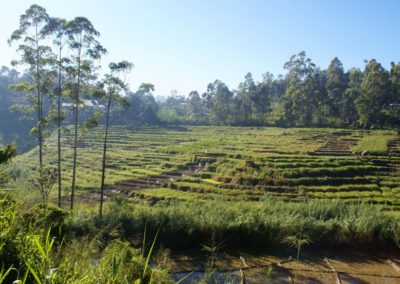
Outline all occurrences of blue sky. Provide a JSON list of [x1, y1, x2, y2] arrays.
[[1, 0, 399, 97]]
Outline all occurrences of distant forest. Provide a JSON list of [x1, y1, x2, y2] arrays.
[[2, 52, 400, 140], [159, 53, 400, 128], [1, 5, 399, 153]]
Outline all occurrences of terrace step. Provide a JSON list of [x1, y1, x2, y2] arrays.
[[117, 179, 163, 187], [388, 136, 400, 156], [311, 132, 362, 156], [193, 152, 227, 157], [219, 183, 297, 191], [310, 150, 352, 156], [331, 131, 352, 136], [253, 150, 290, 154]]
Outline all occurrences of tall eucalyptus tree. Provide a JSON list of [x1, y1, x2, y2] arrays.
[[358, 59, 391, 128], [66, 17, 106, 209], [44, 17, 69, 207], [8, 4, 53, 172], [99, 61, 133, 219]]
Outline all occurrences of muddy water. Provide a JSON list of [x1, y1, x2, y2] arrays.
[[172, 271, 240, 284], [168, 249, 400, 283]]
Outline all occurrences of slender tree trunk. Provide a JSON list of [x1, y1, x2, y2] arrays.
[[70, 103, 78, 210], [70, 44, 81, 210], [57, 45, 62, 207], [36, 37, 45, 210], [37, 84, 43, 169], [99, 96, 112, 219], [35, 28, 43, 171]]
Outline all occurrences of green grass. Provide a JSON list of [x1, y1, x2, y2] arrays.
[[7, 126, 400, 211], [93, 197, 400, 249], [352, 131, 397, 154]]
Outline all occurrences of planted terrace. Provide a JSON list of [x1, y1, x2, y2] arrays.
[[13, 126, 400, 211]]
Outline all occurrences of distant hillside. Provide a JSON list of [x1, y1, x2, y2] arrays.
[[0, 66, 35, 153]]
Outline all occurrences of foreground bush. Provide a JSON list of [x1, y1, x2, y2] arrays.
[[1, 192, 399, 283], [0, 194, 172, 284]]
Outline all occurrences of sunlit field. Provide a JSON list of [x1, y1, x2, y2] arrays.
[[12, 126, 400, 210]]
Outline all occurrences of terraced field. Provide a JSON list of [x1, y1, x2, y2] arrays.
[[13, 126, 400, 211], [5, 126, 400, 283]]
